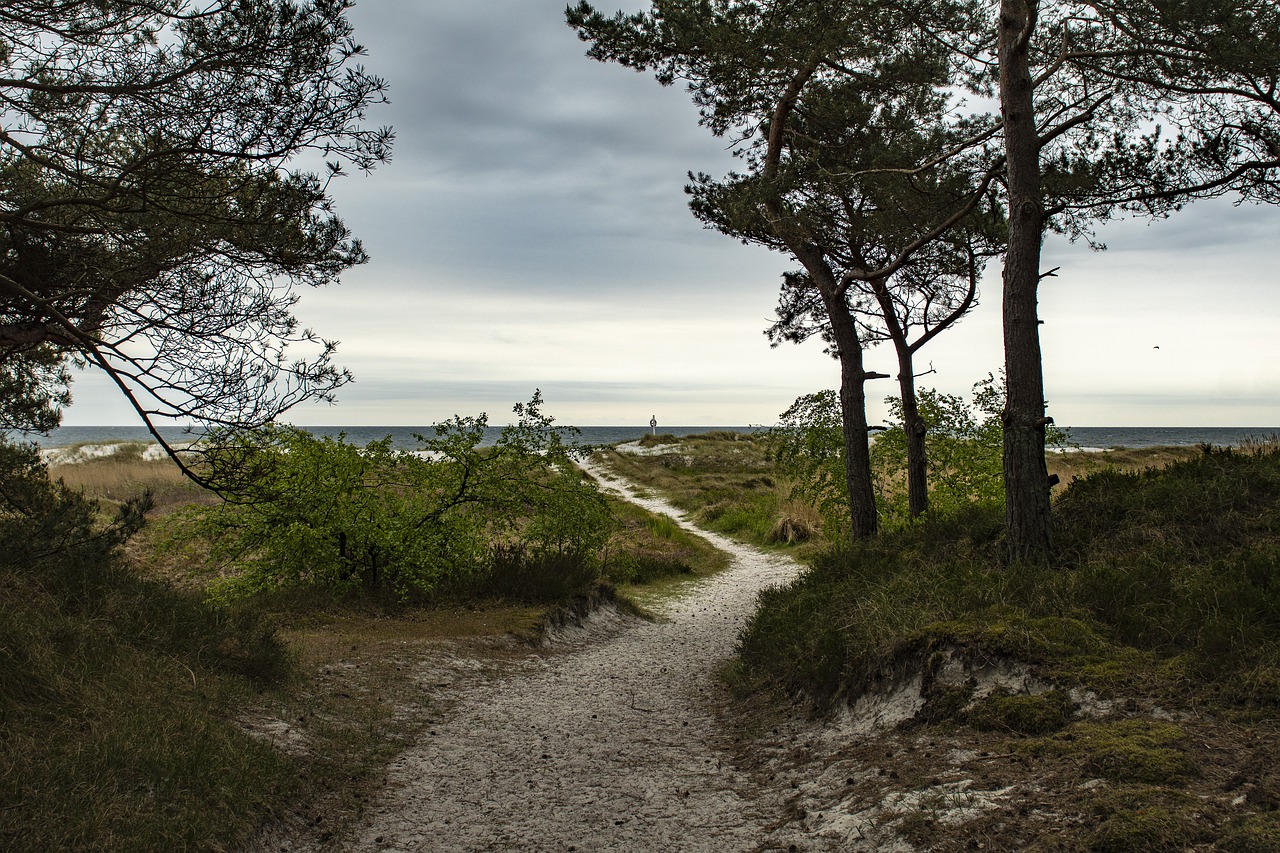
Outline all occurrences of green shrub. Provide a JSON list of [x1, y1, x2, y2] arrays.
[[198, 392, 611, 601], [770, 376, 1071, 534]]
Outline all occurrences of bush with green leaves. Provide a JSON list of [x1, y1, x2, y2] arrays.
[[199, 393, 611, 601], [770, 390, 849, 538], [871, 374, 1008, 524], [772, 375, 1067, 532]]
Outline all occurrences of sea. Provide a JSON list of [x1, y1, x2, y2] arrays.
[[17, 424, 1280, 452]]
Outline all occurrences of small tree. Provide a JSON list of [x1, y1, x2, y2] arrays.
[[769, 390, 848, 540]]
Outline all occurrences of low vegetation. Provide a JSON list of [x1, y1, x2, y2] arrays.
[[46, 440, 212, 511], [729, 442, 1280, 850], [190, 393, 609, 602], [0, 438, 293, 852]]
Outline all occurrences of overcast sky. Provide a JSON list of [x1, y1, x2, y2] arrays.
[[63, 1, 1280, 428]]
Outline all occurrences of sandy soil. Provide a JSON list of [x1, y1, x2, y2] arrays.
[[345, 462, 802, 852]]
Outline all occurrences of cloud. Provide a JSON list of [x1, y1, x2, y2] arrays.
[[57, 2, 1280, 429]]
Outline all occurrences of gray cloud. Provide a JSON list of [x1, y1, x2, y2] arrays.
[[59, 2, 1280, 428]]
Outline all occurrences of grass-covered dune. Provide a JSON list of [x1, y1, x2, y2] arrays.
[[0, 441, 293, 852], [737, 443, 1280, 709], [732, 443, 1280, 850]]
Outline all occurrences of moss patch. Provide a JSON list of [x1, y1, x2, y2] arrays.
[[1086, 786, 1206, 852], [1024, 719, 1199, 786], [967, 688, 1075, 736]]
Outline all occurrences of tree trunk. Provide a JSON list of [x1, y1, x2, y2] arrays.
[[998, 0, 1053, 564], [896, 351, 929, 520], [872, 277, 929, 520], [819, 282, 879, 541]]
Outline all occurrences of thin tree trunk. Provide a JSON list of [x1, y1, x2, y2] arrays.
[[873, 278, 929, 520], [896, 353, 929, 520], [998, 0, 1053, 563], [819, 282, 879, 541], [763, 58, 878, 541]]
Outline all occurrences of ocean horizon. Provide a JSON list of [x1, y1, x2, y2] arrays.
[[20, 424, 1280, 452]]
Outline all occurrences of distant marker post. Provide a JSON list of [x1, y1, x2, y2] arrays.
[[650, 415, 657, 436]]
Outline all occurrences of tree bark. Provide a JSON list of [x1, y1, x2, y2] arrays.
[[998, 0, 1053, 563], [873, 277, 929, 520], [897, 354, 929, 520], [814, 273, 879, 541]]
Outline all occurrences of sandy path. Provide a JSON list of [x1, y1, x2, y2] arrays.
[[349, 462, 800, 852]]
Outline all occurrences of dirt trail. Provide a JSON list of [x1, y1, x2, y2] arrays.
[[348, 462, 801, 852]]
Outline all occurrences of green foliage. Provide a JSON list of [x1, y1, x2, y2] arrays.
[[0, 346, 70, 433], [873, 375, 1006, 524], [200, 393, 611, 601], [771, 375, 1072, 532], [769, 390, 849, 539]]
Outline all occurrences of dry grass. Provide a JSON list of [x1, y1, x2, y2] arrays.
[[768, 497, 823, 544], [1047, 445, 1203, 485], [49, 448, 212, 512]]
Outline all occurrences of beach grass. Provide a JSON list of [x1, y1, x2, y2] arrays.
[[0, 524, 295, 852], [46, 442, 211, 512], [592, 432, 827, 557]]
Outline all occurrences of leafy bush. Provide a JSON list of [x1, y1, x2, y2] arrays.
[[769, 390, 848, 538], [199, 392, 611, 601], [771, 375, 1068, 533], [871, 374, 1010, 523]]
